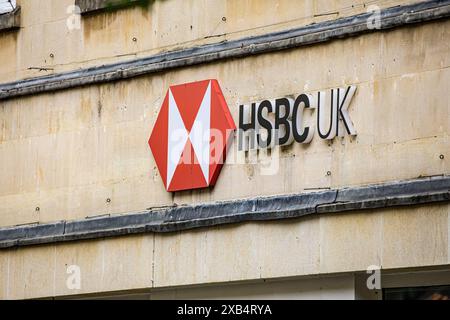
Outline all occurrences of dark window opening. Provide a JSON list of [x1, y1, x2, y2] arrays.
[[383, 285, 450, 300]]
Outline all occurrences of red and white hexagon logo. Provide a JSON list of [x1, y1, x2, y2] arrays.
[[149, 79, 236, 192]]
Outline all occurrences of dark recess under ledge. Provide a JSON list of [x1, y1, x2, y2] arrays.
[[75, 0, 145, 15], [0, 6, 20, 32]]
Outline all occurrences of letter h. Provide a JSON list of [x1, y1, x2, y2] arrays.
[[238, 103, 257, 151]]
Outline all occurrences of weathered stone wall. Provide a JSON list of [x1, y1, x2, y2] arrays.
[[0, 18, 448, 227], [0, 204, 448, 299], [0, 0, 448, 299], [0, 0, 421, 82]]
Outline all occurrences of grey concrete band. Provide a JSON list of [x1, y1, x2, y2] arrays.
[[0, 0, 449, 100], [0, 175, 449, 249]]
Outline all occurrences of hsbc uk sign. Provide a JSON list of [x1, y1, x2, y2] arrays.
[[238, 85, 357, 151], [149, 79, 357, 192]]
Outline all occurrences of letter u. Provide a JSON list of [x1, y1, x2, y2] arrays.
[[317, 89, 337, 140]]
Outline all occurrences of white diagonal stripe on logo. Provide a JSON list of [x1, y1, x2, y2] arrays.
[[167, 89, 189, 187], [189, 81, 211, 184]]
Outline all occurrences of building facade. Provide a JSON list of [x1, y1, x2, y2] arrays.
[[0, 0, 449, 299]]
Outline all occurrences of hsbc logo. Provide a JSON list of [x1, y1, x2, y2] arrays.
[[149, 79, 236, 192], [149, 79, 357, 192]]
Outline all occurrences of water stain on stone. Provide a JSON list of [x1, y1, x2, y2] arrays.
[[37, 167, 44, 184], [83, 11, 119, 40], [83, 1, 154, 40], [97, 100, 103, 118]]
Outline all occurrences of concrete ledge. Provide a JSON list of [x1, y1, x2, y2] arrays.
[[0, 6, 20, 32], [0, 175, 449, 249], [1, 0, 450, 100], [75, 0, 144, 15]]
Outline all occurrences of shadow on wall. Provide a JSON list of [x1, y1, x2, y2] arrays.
[[103, 0, 156, 12]]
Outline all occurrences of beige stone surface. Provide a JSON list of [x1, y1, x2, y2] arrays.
[[154, 223, 261, 287], [382, 204, 449, 269], [54, 234, 154, 296], [258, 217, 320, 279], [7, 244, 56, 299], [0, 234, 154, 299], [320, 205, 450, 274], [319, 211, 383, 273]]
